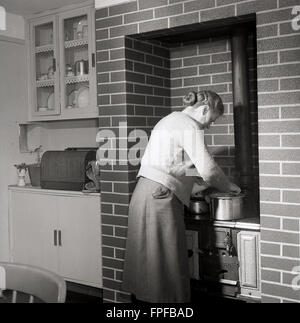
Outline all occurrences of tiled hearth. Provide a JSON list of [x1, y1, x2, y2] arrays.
[[96, 0, 300, 303]]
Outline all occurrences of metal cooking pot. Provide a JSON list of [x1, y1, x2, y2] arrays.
[[74, 60, 89, 76], [209, 193, 246, 221], [189, 197, 209, 215]]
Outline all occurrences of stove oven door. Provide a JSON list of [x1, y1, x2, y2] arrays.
[[198, 225, 240, 296]]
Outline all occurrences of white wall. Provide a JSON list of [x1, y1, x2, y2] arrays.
[[0, 39, 34, 260], [0, 41, 99, 261], [0, 12, 25, 40], [95, 0, 134, 9], [26, 120, 99, 153]]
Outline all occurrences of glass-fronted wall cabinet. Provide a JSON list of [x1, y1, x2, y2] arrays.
[[30, 17, 60, 117], [27, 5, 97, 121]]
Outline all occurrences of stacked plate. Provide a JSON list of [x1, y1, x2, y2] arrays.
[[47, 92, 55, 110], [67, 86, 89, 109]]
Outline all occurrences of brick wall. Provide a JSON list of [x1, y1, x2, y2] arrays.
[[256, 0, 300, 303], [170, 37, 236, 178], [169, 34, 258, 187], [125, 36, 171, 133], [96, 0, 300, 303], [97, 31, 171, 302]]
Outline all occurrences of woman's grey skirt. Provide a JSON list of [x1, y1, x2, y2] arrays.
[[122, 177, 191, 303]]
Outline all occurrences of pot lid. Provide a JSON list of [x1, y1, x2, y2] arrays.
[[209, 193, 245, 199]]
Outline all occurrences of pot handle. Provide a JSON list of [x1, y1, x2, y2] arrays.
[[224, 232, 234, 256]]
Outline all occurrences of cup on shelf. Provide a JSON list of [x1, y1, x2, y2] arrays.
[[65, 64, 74, 77], [48, 66, 54, 79], [38, 74, 48, 81], [82, 26, 88, 38], [65, 31, 70, 41]]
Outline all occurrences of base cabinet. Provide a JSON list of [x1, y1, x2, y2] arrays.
[[8, 187, 102, 288], [9, 191, 59, 273]]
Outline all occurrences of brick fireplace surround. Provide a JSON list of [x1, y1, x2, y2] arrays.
[[96, 0, 300, 303]]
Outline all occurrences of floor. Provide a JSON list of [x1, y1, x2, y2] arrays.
[[130, 284, 246, 304], [0, 288, 247, 303], [67, 292, 243, 303], [66, 291, 102, 303], [0, 290, 102, 303]]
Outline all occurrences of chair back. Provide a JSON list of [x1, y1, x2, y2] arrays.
[[0, 262, 66, 303]]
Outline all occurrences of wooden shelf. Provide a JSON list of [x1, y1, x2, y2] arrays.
[[65, 38, 88, 49], [36, 79, 55, 88], [35, 44, 54, 54], [65, 75, 89, 84]]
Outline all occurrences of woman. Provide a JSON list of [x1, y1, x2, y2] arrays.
[[122, 90, 241, 303]]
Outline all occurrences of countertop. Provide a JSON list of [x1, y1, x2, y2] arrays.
[[9, 186, 260, 230], [8, 185, 101, 197]]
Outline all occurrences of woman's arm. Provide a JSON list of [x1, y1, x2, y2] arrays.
[[184, 126, 240, 193]]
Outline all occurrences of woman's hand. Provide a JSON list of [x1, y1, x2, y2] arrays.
[[229, 182, 241, 195]]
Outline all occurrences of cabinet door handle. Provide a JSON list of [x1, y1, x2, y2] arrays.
[[54, 230, 57, 246], [58, 230, 62, 247], [92, 53, 95, 68], [53, 58, 56, 72]]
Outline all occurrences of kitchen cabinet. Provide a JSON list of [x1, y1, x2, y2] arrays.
[[27, 2, 97, 121], [8, 186, 102, 288], [9, 190, 59, 273], [29, 16, 60, 118]]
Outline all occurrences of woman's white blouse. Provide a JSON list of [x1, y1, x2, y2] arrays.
[[138, 111, 230, 207]]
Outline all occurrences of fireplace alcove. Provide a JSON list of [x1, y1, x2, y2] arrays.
[[98, 12, 263, 303], [124, 13, 260, 218], [96, 0, 300, 304]]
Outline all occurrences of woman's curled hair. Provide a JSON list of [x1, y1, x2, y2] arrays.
[[183, 90, 224, 116]]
